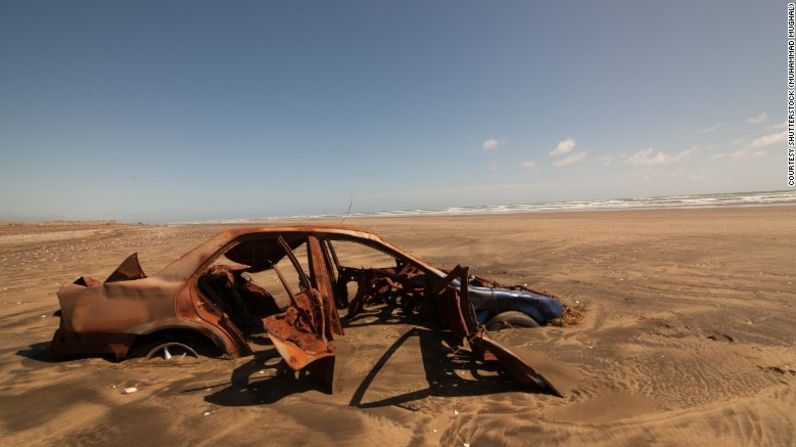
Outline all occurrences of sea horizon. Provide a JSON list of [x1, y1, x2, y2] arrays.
[[173, 189, 796, 224]]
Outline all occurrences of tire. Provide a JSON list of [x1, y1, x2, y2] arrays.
[[484, 311, 540, 331], [132, 332, 221, 361], [144, 342, 199, 362]]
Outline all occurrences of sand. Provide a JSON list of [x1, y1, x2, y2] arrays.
[[0, 207, 794, 446]]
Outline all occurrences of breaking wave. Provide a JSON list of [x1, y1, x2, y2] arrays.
[[180, 190, 796, 223]]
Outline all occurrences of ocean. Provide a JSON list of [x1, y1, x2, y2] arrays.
[[180, 190, 796, 224]]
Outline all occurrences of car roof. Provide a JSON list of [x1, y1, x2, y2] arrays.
[[155, 224, 443, 281]]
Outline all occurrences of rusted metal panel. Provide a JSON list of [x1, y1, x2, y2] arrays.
[[106, 252, 147, 283], [470, 335, 564, 397], [263, 303, 335, 371], [307, 236, 344, 337], [50, 328, 136, 360]]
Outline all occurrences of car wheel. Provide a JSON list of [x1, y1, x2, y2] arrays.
[[484, 311, 540, 331], [132, 331, 222, 363], [144, 342, 199, 362]]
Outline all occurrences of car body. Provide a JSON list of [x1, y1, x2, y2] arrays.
[[51, 225, 564, 396]]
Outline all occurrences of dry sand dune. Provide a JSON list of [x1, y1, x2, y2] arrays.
[[0, 207, 794, 446]]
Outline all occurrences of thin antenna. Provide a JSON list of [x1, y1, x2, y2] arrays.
[[339, 195, 353, 224]]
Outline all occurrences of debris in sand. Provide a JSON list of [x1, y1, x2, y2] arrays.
[[122, 387, 138, 394], [395, 401, 423, 412], [203, 411, 211, 416], [707, 333, 734, 343], [762, 366, 796, 375]]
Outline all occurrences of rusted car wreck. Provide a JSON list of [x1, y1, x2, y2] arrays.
[[51, 225, 564, 396]]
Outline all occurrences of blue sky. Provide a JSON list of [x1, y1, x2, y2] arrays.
[[0, 1, 785, 221]]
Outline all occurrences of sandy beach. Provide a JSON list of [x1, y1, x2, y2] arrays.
[[0, 206, 794, 446]]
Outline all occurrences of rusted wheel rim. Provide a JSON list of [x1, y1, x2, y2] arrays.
[[144, 342, 198, 362]]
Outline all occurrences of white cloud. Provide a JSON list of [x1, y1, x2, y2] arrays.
[[698, 122, 729, 134], [749, 131, 786, 148], [624, 148, 670, 166], [599, 154, 612, 167], [520, 160, 536, 169], [549, 137, 576, 157], [709, 152, 726, 160], [671, 146, 696, 162], [729, 148, 768, 161], [482, 138, 505, 151], [768, 121, 787, 130], [623, 147, 695, 167], [553, 151, 588, 167], [746, 113, 768, 124], [711, 132, 788, 161]]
